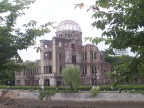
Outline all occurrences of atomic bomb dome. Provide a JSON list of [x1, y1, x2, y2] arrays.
[[56, 20, 81, 32]]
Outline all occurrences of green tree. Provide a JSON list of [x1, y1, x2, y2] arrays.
[[104, 53, 134, 86], [79, 0, 144, 84], [62, 65, 80, 92], [0, 0, 53, 85]]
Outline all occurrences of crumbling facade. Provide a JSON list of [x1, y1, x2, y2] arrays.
[[15, 20, 112, 86]]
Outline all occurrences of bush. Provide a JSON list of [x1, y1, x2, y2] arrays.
[[91, 86, 99, 97], [39, 90, 56, 100], [99, 85, 112, 91], [78, 86, 92, 91], [99, 85, 144, 91]]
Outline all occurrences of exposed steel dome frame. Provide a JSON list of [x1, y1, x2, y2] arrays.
[[56, 20, 81, 32]]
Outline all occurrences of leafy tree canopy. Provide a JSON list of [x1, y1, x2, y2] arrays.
[[76, 0, 144, 83], [102, 50, 134, 85], [0, 0, 53, 84]]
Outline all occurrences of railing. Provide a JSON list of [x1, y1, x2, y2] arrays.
[[38, 73, 62, 78]]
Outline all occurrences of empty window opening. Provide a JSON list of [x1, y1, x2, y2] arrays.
[[44, 79, 50, 86], [59, 42, 62, 47], [60, 66, 62, 73], [59, 53, 61, 60], [72, 55, 76, 63], [91, 65, 97, 73], [44, 66, 52, 74], [44, 52, 48, 59], [71, 44, 75, 49], [92, 51, 96, 59], [49, 66, 52, 73], [56, 81, 61, 86], [82, 52, 87, 60], [45, 44, 48, 48], [91, 78, 96, 86], [44, 66, 48, 74], [59, 34, 62, 37], [82, 66, 87, 74], [48, 51, 52, 59]]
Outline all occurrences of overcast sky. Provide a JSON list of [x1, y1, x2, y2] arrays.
[[18, 0, 108, 61]]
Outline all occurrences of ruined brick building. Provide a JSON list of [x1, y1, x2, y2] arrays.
[[15, 20, 112, 86]]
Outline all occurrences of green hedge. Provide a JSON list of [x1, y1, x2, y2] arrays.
[[100, 85, 144, 91], [0, 85, 144, 91], [78, 86, 92, 91], [117, 85, 144, 90]]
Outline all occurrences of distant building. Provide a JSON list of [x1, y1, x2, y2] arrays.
[[113, 49, 128, 56], [15, 20, 112, 86], [15, 60, 40, 86]]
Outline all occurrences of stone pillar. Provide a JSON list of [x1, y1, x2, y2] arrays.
[[50, 78, 56, 86], [39, 78, 44, 86], [39, 40, 45, 86], [52, 38, 57, 74], [21, 79, 25, 86]]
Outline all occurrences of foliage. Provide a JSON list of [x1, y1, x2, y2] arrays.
[[100, 85, 144, 91], [39, 90, 56, 100], [102, 51, 135, 86], [62, 65, 80, 92], [0, 0, 53, 85], [91, 86, 99, 97], [78, 86, 92, 91], [22, 61, 38, 70], [76, 0, 144, 85], [0, 60, 23, 85]]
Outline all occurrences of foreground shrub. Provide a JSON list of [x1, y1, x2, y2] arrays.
[[91, 86, 99, 97], [62, 66, 80, 92], [39, 90, 56, 100]]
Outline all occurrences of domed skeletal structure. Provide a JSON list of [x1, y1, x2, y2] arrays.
[[56, 20, 81, 32]]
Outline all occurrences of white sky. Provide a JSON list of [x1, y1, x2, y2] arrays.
[[18, 0, 108, 61]]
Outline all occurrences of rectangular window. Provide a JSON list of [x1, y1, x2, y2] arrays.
[[44, 66, 49, 74], [44, 52, 48, 60], [45, 44, 48, 48], [91, 51, 96, 60], [48, 51, 52, 59], [71, 44, 75, 49], [91, 78, 96, 86], [49, 66, 52, 73], [59, 42, 62, 47], [59, 34, 62, 37], [60, 66, 62, 73], [91, 65, 97, 73], [24, 68, 26, 75], [59, 53, 61, 60], [44, 66, 52, 74], [82, 52, 87, 60], [72, 55, 76, 63], [82, 66, 87, 74]]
